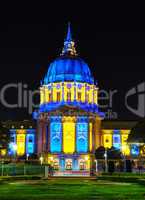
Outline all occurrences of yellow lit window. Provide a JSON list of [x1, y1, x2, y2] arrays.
[[63, 117, 75, 154], [17, 134, 25, 156], [103, 134, 112, 148], [121, 134, 130, 155]]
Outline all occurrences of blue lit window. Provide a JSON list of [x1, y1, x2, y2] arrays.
[[50, 120, 62, 153], [26, 134, 35, 154], [76, 121, 88, 153], [113, 130, 121, 150], [8, 130, 16, 155], [131, 145, 139, 156]]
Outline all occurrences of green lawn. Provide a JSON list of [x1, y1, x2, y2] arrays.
[[0, 179, 145, 200]]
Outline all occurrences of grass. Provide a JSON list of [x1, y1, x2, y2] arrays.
[[0, 179, 145, 200]]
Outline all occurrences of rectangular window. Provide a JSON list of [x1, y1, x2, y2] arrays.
[[78, 92, 81, 101], [86, 94, 89, 102], [76, 122, 88, 153], [113, 134, 121, 149], [63, 118, 75, 154], [57, 92, 60, 102], [67, 92, 71, 101], [48, 93, 52, 102], [17, 134, 25, 156], [11, 136, 15, 143], [26, 134, 35, 154], [50, 118, 62, 153], [29, 138, 33, 142]]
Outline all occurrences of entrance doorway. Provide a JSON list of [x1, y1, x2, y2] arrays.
[[65, 159, 72, 170], [53, 159, 59, 170], [79, 159, 86, 170]]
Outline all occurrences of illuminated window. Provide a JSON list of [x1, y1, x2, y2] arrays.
[[114, 137, 119, 143], [131, 144, 139, 156], [76, 122, 88, 153], [63, 117, 75, 154], [26, 134, 35, 154], [86, 94, 89, 102], [48, 93, 52, 102], [78, 92, 81, 101], [57, 92, 60, 102], [28, 137, 33, 142], [67, 92, 71, 101], [103, 134, 112, 148], [113, 133, 121, 150], [11, 136, 15, 143], [17, 134, 25, 156], [50, 119, 62, 153], [9, 132, 16, 155]]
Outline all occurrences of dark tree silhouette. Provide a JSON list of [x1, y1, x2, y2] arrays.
[[95, 146, 122, 160], [128, 120, 145, 155], [0, 122, 10, 156], [128, 120, 145, 143]]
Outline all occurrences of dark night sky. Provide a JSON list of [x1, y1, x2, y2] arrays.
[[0, 2, 145, 120]]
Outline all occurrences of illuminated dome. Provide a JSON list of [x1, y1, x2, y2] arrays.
[[43, 23, 94, 85], [44, 56, 94, 84]]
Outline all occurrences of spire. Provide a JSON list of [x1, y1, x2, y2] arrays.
[[61, 22, 77, 56], [66, 22, 72, 41]]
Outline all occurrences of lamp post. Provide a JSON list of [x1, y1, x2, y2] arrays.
[[1, 159, 4, 176], [94, 159, 98, 173], [26, 153, 29, 161], [122, 145, 126, 172], [104, 148, 108, 173], [40, 156, 44, 165]]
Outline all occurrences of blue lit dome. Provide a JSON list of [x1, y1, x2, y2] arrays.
[[43, 56, 94, 84]]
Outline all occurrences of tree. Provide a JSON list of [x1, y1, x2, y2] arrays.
[[95, 146, 105, 159], [95, 146, 122, 160], [128, 120, 145, 143], [127, 119, 145, 155], [0, 122, 10, 157]]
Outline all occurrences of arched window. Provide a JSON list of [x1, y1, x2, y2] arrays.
[[78, 92, 81, 101], [48, 93, 52, 102], [67, 92, 71, 101], [57, 92, 60, 102], [86, 94, 89, 102]]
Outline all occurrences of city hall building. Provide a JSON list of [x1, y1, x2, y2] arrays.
[[33, 24, 140, 172], [6, 25, 141, 174]]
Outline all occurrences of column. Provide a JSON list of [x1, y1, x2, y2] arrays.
[[62, 82, 64, 102], [45, 122, 49, 152], [88, 117, 90, 152], [92, 119, 95, 153], [75, 115, 77, 153], [74, 82, 76, 101], [37, 122, 43, 154], [73, 158, 78, 170], [61, 116, 64, 153], [60, 157, 65, 171]]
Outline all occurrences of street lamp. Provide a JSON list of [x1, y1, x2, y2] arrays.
[[104, 149, 108, 173], [39, 156, 44, 165], [26, 153, 29, 161], [122, 145, 126, 172]]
